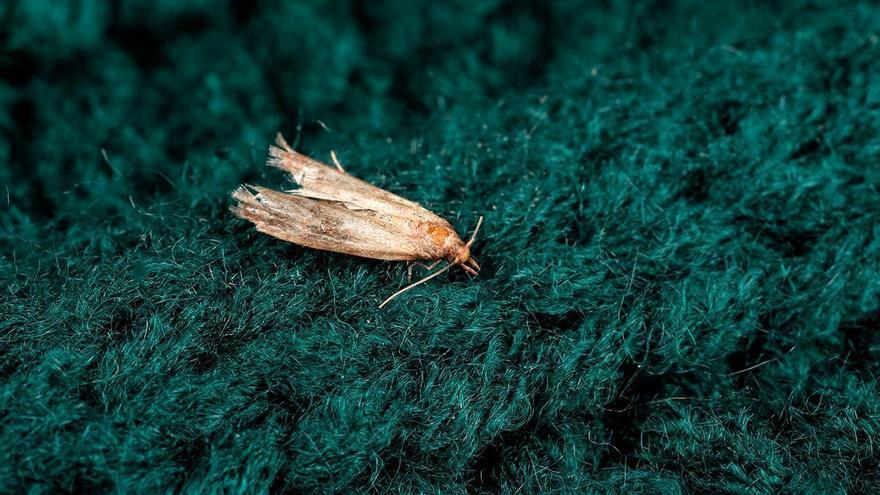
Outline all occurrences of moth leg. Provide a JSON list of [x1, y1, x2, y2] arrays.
[[407, 260, 442, 282], [330, 150, 346, 173]]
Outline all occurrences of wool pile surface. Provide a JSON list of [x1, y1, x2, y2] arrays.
[[2, 1, 880, 493]]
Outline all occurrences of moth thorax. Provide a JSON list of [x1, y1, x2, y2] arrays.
[[426, 224, 460, 254]]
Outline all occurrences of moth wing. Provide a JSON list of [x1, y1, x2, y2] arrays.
[[231, 185, 445, 261], [268, 134, 448, 225]]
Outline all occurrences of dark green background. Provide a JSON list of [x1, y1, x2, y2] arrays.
[[2, 0, 880, 493]]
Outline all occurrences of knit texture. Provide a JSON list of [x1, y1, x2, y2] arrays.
[[2, 1, 880, 493]]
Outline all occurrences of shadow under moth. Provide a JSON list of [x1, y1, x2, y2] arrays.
[[231, 134, 483, 308]]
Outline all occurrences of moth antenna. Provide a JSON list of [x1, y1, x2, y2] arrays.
[[466, 216, 484, 248], [379, 262, 453, 309], [330, 150, 346, 172]]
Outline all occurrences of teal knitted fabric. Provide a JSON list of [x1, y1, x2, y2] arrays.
[[2, 1, 880, 493]]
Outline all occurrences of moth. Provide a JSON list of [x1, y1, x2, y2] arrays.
[[231, 134, 483, 308]]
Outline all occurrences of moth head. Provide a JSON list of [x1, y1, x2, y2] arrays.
[[450, 245, 473, 266], [451, 216, 483, 276], [459, 249, 481, 276], [447, 245, 479, 276]]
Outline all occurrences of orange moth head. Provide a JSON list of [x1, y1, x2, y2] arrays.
[[447, 244, 480, 275], [429, 219, 484, 274], [450, 244, 471, 265], [449, 216, 483, 276], [430, 223, 480, 275]]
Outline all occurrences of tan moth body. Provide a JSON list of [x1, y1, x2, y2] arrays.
[[231, 134, 482, 307]]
